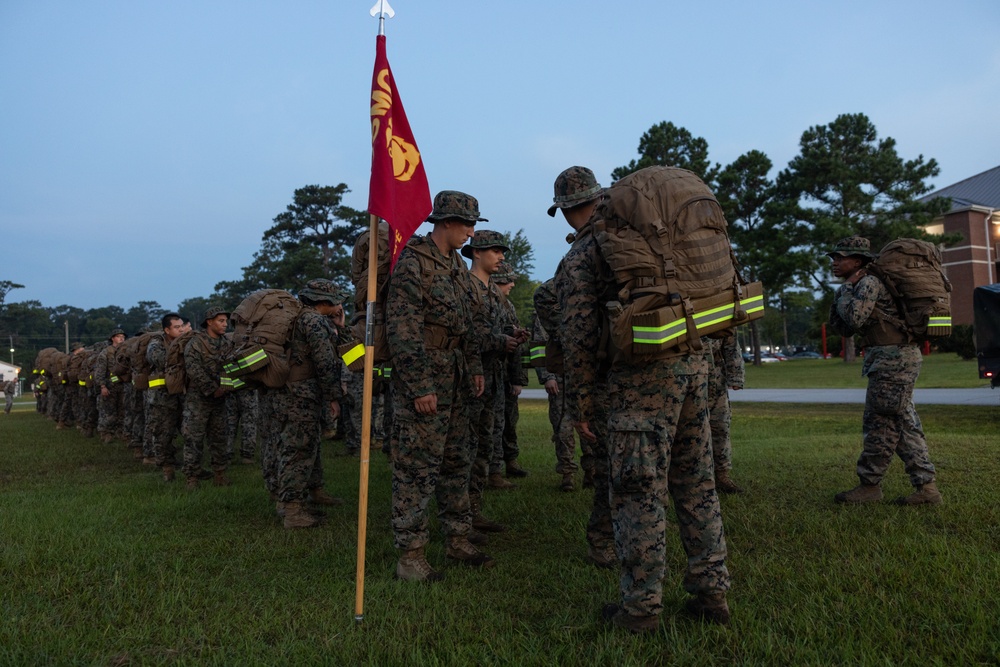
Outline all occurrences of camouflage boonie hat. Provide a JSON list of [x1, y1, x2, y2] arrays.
[[461, 229, 510, 259], [826, 236, 876, 260], [70, 342, 85, 351], [547, 166, 604, 217], [298, 279, 349, 306], [108, 328, 126, 341], [427, 190, 488, 224], [493, 261, 517, 284], [201, 306, 230, 328]]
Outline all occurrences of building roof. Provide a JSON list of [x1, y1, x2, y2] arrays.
[[920, 164, 1000, 212]]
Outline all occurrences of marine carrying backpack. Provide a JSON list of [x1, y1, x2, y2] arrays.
[[592, 166, 764, 361], [225, 289, 303, 389], [866, 238, 952, 340], [164, 330, 198, 394]]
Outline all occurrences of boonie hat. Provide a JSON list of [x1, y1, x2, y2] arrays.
[[461, 229, 510, 259], [108, 328, 126, 342], [298, 279, 349, 307], [826, 236, 876, 260], [427, 190, 488, 224], [201, 306, 230, 329], [493, 261, 516, 284], [547, 166, 604, 217]]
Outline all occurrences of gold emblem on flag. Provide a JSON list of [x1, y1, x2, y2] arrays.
[[371, 68, 421, 182]]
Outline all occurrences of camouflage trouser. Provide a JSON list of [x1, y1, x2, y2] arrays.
[[59, 385, 77, 426], [547, 376, 578, 475], [607, 360, 730, 618], [586, 384, 613, 552], [125, 386, 144, 449], [82, 386, 99, 432], [859, 372, 936, 487], [390, 387, 473, 551], [147, 390, 182, 467], [269, 381, 326, 503], [343, 367, 387, 453], [258, 388, 279, 496], [4, 393, 12, 415], [36, 391, 46, 413], [468, 385, 497, 499], [47, 383, 64, 420], [182, 392, 229, 478], [489, 387, 520, 474], [225, 389, 259, 460], [98, 383, 125, 438], [706, 362, 732, 473]]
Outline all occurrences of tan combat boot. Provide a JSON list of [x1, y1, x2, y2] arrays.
[[685, 592, 730, 625], [895, 482, 943, 505], [283, 501, 321, 529], [505, 459, 529, 478], [186, 476, 199, 491], [715, 469, 745, 494], [600, 603, 659, 634], [212, 469, 232, 487], [445, 536, 495, 568], [582, 468, 595, 488], [560, 473, 575, 492], [587, 542, 618, 569], [396, 546, 444, 582], [834, 482, 882, 504], [470, 495, 506, 533], [487, 472, 516, 490], [162, 465, 175, 483], [310, 488, 344, 506]]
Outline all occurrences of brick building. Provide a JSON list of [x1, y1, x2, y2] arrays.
[[919, 165, 1000, 325]]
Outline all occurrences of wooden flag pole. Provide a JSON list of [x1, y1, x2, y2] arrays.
[[354, 212, 381, 622]]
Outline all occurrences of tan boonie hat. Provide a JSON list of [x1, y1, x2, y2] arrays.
[[427, 190, 488, 224], [461, 229, 510, 259], [547, 166, 604, 217], [201, 306, 230, 329], [826, 236, 876, 260], [298, 279, 349, 306]]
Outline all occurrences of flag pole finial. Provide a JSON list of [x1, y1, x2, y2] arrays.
[[370, 0, 395, 35]]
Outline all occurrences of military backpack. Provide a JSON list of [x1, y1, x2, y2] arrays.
[[592, 166, 764, 361], [164, 330, 199, 394], [866, 238, 952, 341], [225, 289, 303, 389]]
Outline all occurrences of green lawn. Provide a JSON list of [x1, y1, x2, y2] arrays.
[[2, 401, 998, 665]]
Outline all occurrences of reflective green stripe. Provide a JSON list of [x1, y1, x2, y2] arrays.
[[221, 376, 246, 389], [341, 343, 365, 366], [633, 317, 687, 346], [529, 345, 546, 361], [740, 294, 765, 314], [78, 380, 87, 386], [928, 316, 951, 325], [224, 348, 268, 373], [376, 366, 392, 379], [148, 378, 166, 388], [110, 376, 119, 383]]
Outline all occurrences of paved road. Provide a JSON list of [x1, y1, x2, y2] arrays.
[[520, 387, 999, 406]]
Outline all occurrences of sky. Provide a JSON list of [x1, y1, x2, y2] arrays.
[[2, 0, 999, 312]]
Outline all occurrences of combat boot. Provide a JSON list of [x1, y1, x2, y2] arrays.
[[196, 469, 214, 480], [186, 476, 199, 491], [560, 473, 575, 492], [467, 530, 489, 546], [212, 469, 232, 487], [82, 427, 95, 438], [56, 422, 66, 430], [834, 482, 882, 504], [505, 459, 529, 478], [894, 482, 943, 506], [240, 457, 255, 465], [487, 472, 516, 490], [684, 592, 730, 625], [582, 468, 595, 488], [587, 542, 618, 569], [472, 513, 506, 533], [310, 487, 344, 506], [715, 470, 744, 495], [283, 501, 321, 529], [396, 547, 444, 582], [142, 456, 156, 466], [162, 465, 175, 483], [445, 536, 495, 568], [600, 603, 658, 634]]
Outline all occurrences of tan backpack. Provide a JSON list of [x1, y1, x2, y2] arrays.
[[593, 166, 763, 361], [164, 330, 198, 394], [225, 289, 303, 389], [866, 238, 952, 340]]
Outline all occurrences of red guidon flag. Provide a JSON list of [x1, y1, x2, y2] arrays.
[[367, 34, 432, 269]]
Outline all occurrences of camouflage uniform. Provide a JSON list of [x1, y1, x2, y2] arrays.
[[491, 276, 529, 475], [3, 379, 15, 414], [94, 333, 126, 442], [182, 324, 233, 480], [269, 286, 344, 504], [146, 333, 182, 467], [532, 279, 579, 478], [706, 335, 744, 474], [226, 388, 259, 461], [828, 237, 937, 494], [387, 230, 484, 551], [558, 166, 730, 624], [58, 344, 86, 428]]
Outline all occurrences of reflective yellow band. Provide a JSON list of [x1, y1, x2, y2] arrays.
[[341, 343, 365, 366], [110, 376, 119, 383], [79, 380, 87, 386], [928, 316, 951, 326], [376, 366, 392, 378], [148, 378, 166, 388], [633, 317, 687, 345], [221, 376, 246, 389], [224, 348, 268, 373], [529, 346, 546, 361], [633, 294, 766, 346]]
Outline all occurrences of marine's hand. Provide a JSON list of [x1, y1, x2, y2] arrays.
[[473, 375, 485, 397], [544, 379, 560, 396], [574, 421, 597, 442], [329, 400, 341, 420], [414, 394, 437, 415], [503, 335, 519, 353], [510, 385, 522, 397]]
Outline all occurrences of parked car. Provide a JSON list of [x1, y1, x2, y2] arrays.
[[743, 351, 783, 363], [788, 351, 822, 359]]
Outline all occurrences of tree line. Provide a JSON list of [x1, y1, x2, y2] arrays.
[[1, 112, 951, 368]]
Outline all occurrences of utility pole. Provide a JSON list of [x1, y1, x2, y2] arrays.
[[64, 320, 69, 353]]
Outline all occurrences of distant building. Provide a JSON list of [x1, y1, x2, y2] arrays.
[[919, 165, 1000, 325]]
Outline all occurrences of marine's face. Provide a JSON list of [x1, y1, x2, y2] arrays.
[[164, 318, 184, 341], [111, 334, 125, 346], [477, 247, 505, 274], [445, 219, 476, 251], [831, 254, 863, 279], [206, 315, 229, 337]]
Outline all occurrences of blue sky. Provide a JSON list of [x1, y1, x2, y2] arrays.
[[2, 0, 999, 311]]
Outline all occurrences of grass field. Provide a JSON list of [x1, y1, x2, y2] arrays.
[[2, 396, 999, 665]]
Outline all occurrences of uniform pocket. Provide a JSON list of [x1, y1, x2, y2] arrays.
[[866, 378, 909, 416], [608, 412, 661, 494]]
